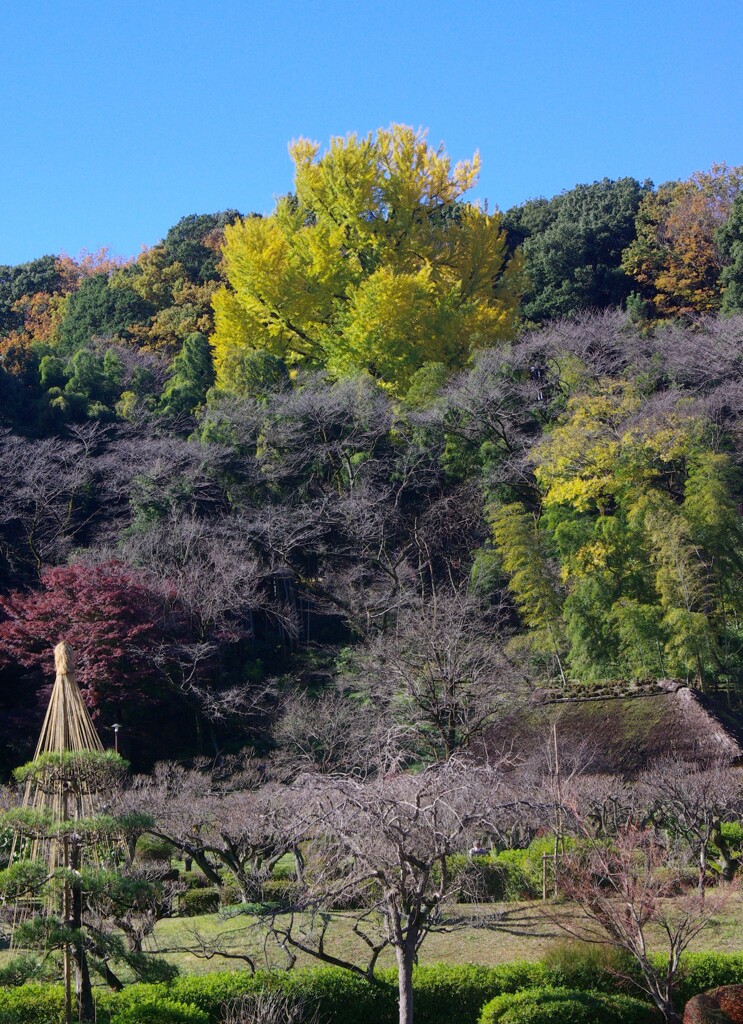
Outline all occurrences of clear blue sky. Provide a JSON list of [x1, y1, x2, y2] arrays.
[[2, 0, 742, 265]]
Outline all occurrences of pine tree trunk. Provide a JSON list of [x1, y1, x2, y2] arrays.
[[70, 844, 95, 1022]]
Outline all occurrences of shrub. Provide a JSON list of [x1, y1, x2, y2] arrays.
[[108, 995, 208, 1024], [136, 833, 175, 863], [168, 963, 550, 1024], [168, 973, 260, 1018], [181, 870, 211, 890], [485, 961, 549, 994], [669, 951, 743, 1008], [180, 886, 220, 916], [219, 880, 243, 906], [479, 986, 657, 1024], [449, 855, 533, 903], [542, 939, 636, 992], [260, 879, 302, 907], [169, 969, 395, 1024], [495, 837, 562, 898], [0, 953, 58, 987], [222, 991, 316, 1024], [279, 968, 396, 1024], [0, 984, 65, 1024], [412, 964, 535, 1024]]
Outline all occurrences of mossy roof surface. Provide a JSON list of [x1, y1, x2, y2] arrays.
[[484, 689, 743, 776]]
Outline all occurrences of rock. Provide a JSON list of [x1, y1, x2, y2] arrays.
[[684, 984, 743, 1023]]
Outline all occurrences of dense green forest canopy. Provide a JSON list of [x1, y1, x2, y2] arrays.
[[2, 127, 743, 773]]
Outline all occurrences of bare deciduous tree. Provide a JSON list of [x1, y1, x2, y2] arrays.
[[556, 820, 732, 1024], [125, 758, 294, 902], [352, 588, 521, 760], [638, 755, 743, 889], [267, 758, 515, 1024]]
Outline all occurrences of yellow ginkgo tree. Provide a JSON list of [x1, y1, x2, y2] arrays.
[[211, 125, 523, 393]]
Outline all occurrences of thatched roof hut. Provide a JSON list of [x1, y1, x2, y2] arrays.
[[481, 684, 743, 776]]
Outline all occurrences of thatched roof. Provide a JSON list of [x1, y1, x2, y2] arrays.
[[482, 685, 743, 776]]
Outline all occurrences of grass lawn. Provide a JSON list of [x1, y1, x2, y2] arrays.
[[143, 895, 743, 976], [3, 896, 742, 979]]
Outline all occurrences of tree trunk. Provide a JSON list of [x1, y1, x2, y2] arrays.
[[69, 845, 95, 1022], [394, 946, 415, 1024]]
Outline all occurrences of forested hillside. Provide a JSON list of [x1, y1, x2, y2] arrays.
[[2, 126, 743, 772]]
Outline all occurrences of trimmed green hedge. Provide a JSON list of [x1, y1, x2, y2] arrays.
[[107, 995, 207, 1024], [666, 951, 743, 1008], [0, 986, 65, 1024], [479, 986, 658, 1024], [180, 887, 220, 916], [2, 953, 743, 1024]]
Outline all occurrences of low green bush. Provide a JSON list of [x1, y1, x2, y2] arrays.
[[181, 870, 211, 890], [0, 984, 65, 1024], [479, 986, 657, 1024], [449, 855, 533, 903], [411, 963, 536, 1024], [3, 952, 743, 1024], [136, 834, 175, 863], [180, 886, 220, 916], [261, 878, 302, 906], [541, 939, 635, 992], [667, 951, 743, 1007], [271, 855, 298, 881], [108, 995, 208, 1024], [0, 953, 58, 987], [168, 968, 395, 1024], [167, 972, 260, 1018]]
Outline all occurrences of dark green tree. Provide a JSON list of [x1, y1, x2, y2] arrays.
[[503, 177, 648, 323], [161, 210, 242, 283], [718, 192, 743, 316], [0, 256, 62, 334], [58, 274, 153, 353], [159, 332, 215, 415]]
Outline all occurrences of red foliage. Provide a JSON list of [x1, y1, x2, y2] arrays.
[[0, 561, 183, 715]]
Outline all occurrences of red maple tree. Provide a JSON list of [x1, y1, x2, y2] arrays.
[[0, 561, 184, 716]]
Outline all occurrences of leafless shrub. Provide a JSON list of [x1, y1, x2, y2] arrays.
[[221, 991, 317, 1024]]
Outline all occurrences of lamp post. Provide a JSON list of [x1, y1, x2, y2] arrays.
[[111, 723, 122, 753]]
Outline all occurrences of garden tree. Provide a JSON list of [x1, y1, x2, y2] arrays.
[[638, 756, 743, 890], [555, 820, 730, 1024], [1, 746, 155, 1020], [350, 588, 520, 760], [211, 125, 523, 392], [159, 331, 216, 416], [503, 177, 647, 323], [57, 272, 154, 353], [622, 163, 743, 320], [717, 192, 743, 315], [266, 758, 515, 1024], [125, 757, 292, 901]]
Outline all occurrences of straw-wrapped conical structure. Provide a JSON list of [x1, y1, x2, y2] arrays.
[[34, 642, 103, 758], [11, 641, 105, 873]]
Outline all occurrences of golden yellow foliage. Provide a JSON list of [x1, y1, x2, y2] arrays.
[[211, 125, 522, 392]]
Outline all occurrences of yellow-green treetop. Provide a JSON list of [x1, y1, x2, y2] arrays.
[[211, 125, 523, 392]]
